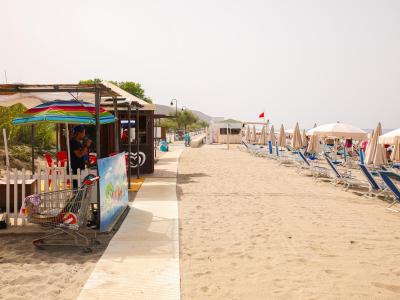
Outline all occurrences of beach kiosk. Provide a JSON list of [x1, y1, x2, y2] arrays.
[[209, 119, 243, 144], [98, 81, 156, 175]]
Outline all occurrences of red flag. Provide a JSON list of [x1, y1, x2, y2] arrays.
[[259, 112, 265, 118]]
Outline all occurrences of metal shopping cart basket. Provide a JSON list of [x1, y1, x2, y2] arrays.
[[21, 175, 99, 252]]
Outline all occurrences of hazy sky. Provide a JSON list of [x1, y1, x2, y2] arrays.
[[1, 0, 400, 129]]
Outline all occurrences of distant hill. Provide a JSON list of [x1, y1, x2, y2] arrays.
[[155, 104, 216, 123]]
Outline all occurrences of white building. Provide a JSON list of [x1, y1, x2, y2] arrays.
[[208, 119, 243, 144]]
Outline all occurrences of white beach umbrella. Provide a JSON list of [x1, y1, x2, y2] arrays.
[[291, 123, 303, 149], [379, 128, 400, 145], [307, 123, 367, 140], [391, 139, 400, 162], [278, 124, 286, 148], [269, 125, 276, 145], [365, 123, 381, 165], [0, 93, 47, 109], [245, 125, 250, 142], [307, 134, 321, 154]]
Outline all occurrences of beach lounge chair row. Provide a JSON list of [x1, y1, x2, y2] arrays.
[[241, 140, 400, 213]]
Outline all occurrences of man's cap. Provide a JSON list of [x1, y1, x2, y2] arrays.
[[73, 125, 85, 134]]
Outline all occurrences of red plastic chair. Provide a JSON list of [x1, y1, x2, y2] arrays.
[[43, 152, 53, 186], [44, 153, 53, 167], [56, 151, 68, 167]]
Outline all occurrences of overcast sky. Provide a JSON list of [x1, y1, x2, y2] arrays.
[[1, 0, 399, 129]]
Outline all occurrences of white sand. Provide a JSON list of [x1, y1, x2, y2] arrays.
[[0, 231, 112, 300], [178, 145, 400, 299]]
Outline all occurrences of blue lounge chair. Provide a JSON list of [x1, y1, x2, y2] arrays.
[[297, 151, 330, 178], [359, 164, 391, 198], [324, 154, 369, 190], [298, 151, 310, 167], [379, 171, 400, 212]]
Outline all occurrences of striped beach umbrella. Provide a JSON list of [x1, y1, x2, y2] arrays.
[[12, 99, 115, 125], [12, 100, 115, 183]]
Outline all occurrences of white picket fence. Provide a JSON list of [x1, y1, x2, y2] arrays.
[[2, 166, 87, 226]]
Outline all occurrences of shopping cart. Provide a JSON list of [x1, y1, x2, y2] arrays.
[[21, 175, 100, 252]]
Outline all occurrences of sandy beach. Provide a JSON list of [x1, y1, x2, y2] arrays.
[[0, 231, 114, 300], [178, 145, 400, 299]]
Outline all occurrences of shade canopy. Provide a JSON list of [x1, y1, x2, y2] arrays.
[[12, 100, 115, 125], [291, 122, 303, 149], [379, 128, 400, 145], [306, 123, 367, 139]]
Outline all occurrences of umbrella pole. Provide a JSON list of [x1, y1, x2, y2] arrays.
[[31, 125, 35, 174], [65, 123, 73, 185]]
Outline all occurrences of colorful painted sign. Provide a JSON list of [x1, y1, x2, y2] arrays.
[[98, 153, 129, 232]]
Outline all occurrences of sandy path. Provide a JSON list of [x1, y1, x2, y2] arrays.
[[178, 145, 400, 299]]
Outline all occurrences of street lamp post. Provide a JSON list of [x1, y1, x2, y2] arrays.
[[170, 99, 177, 117], [170, 99, 178, 141]]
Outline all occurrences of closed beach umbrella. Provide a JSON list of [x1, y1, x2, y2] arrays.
[[307, 134, 321, 154], [252, 125, 257, 143], [373, 143, 388, 166], [291, 122, 303, 149], [307, 123, 367, 140], [278, 124, 286, 148], [379, 128, 400, 145], [260, 125, 266, 145], [269, 125, 276, 145], [245, 125, 250, 142], [302, 129, 308, 147], [365, 123, 381, 165], [391, 139, 400, 162]]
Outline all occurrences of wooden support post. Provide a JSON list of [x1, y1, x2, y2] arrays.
[[128, 103, 132, 189], [113, 98, 119, 153], [95, 86, 101, 228], [136, 107, 140, 179]]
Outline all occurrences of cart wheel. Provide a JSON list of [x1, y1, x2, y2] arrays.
[[93, 239, 101, 245], [33, 239, 44, 250], [83, 247, 92, 253]]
